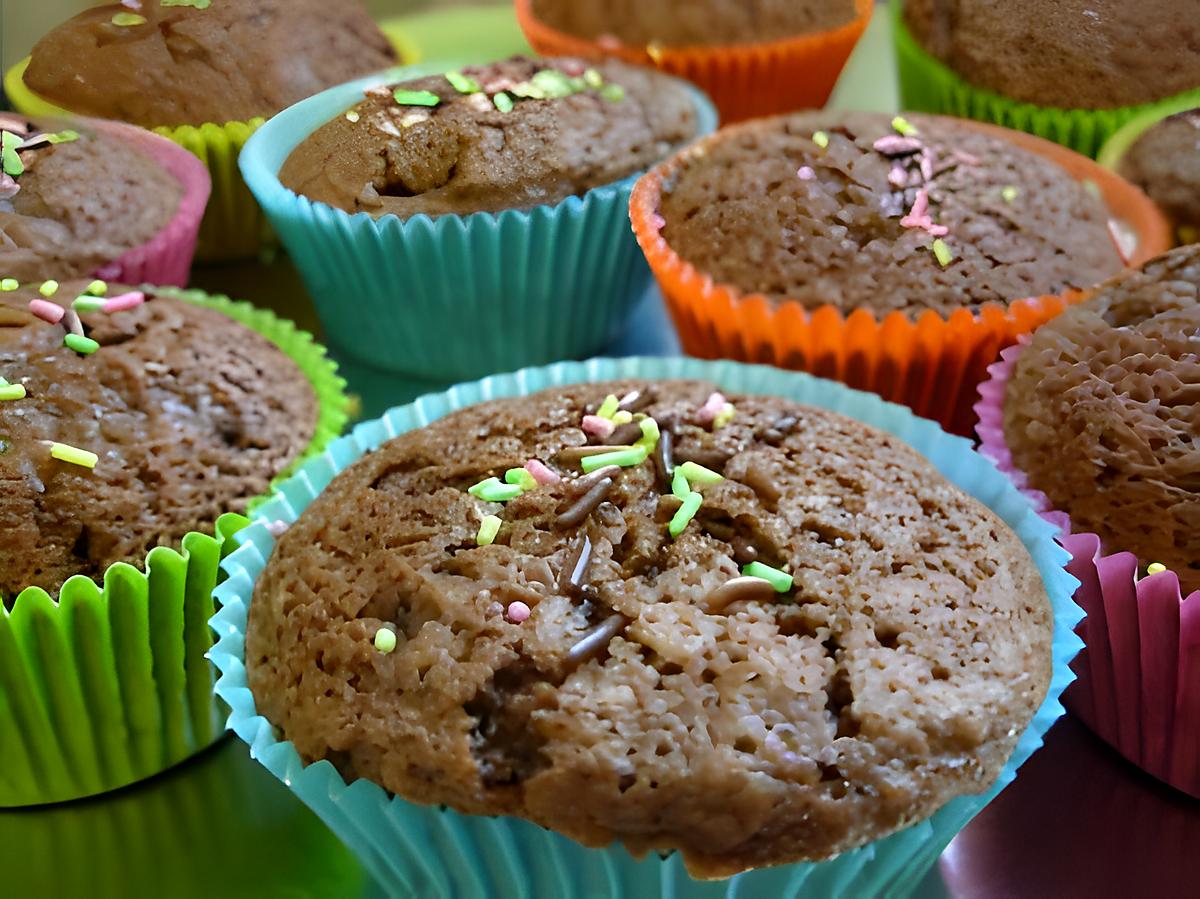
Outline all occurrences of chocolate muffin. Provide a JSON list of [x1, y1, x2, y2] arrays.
[[903, 0, 1200, 110], [279, 57, 698, 218], [1003, 245, 1200, 596], [529, 0, 856, 48], [23, 0, 396, 128], [1116, 110, 1200, 245], [0, 279, 317, 597], [655, 111, 1124, 317], [246, 379, 1053, 878], [0, 115, 183, 283]]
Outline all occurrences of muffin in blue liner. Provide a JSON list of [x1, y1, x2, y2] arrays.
[[211, 356, 1080, 898], [238, 63, 718, 388]]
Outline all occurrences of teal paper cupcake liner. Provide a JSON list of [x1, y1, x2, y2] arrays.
[[891, 1, 1200, 159], [212, 356, 1081, 898], [238, 64, 718, 387]]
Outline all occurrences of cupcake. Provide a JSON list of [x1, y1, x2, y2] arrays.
[[515, 0, 873, 124], [894, 0, 1200, 158], [0, 114, 208, 286], [213, 358, 1082, 896], [9, 0, 398, 260], [631, 111, 1171, 436], [1110, 109, 1200, 246], [976, 244, 1200, 796], [243, 57, 715, 391], [0, 277, 348, 806]]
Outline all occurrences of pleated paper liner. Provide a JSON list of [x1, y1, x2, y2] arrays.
[[891, 1, 1200, 160], [975, 343, 1200, 798], [630, 116, 1172, 438], [0, 288, 349, 807], [514, 0, 872, 124], [237, 63, 718, 388], [211, 356, 1081, 899]]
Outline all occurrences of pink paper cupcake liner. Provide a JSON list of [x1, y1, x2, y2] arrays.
[[89, 120, 210, 287], [975, 342, 1200, 797]]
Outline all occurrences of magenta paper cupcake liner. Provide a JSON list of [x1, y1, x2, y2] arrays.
[[976, 342, 1200, 797]]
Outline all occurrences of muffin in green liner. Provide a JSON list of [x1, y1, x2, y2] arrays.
[[0, 285, 349, 807], [212, 356, 1081, 898]]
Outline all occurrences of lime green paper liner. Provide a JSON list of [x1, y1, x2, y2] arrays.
[[891, 2, 1200, 159]]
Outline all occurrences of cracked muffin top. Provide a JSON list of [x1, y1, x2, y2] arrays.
[[23, 0, 396, 127], [246, 379, 1053, 878], [0, 279, 316, 598], [279, 57, 699, 218]]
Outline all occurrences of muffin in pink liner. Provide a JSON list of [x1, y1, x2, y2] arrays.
[[975, 245, 1200, 797], [0, 114, 209, 287]]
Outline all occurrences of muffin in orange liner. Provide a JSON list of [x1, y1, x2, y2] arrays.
[[631, 117, 1171, 436], [514, 0, 872, 124]]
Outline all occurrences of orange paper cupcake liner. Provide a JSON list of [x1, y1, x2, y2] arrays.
[[631, 117, 1172, 437], [514, 0, 872, 124]]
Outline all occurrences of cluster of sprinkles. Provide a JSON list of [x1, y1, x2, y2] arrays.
[[0, 116, 80, 200], [110, 0, 210, 26]]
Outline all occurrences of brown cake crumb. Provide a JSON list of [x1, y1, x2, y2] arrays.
[[1117, 110, 1200, 244]]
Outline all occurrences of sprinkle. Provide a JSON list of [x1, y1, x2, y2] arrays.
[[888, 163, 908, 187], [931, 238, 954, 267], [49, 442, 98, 469], [679, 461, 723, 486], [671, 466, 690, 500], [84, 280, 107, 297], [476, 515, 502, 547], [696, 391, 727, 424], [345, 110, 361, 123], [812, 131, 829, 149], [374, 628, 397, 653], [28, 299, 63, 323], [45, 130, 80, 145], [581, 414, 616, 439], [0, 383, 26, 401], [524, 459, 560, 486], [900, 189, 949, 237], [1147, 562, 1168, 576], [64, 333, 99, 355], [445, 71, 481, 94], [62, 308, 83, 336], [1001, 186, 1020, 204], [399, 113, 429, 129], [611, 410, 633, 426], [705, 577, 779, 613], [650, 212, 667, 230], [120, 0, 142, 8], [600, 84, 625, 103], [393, 89, 441, 107], [39, 280, 59, 298], [873, 135, 923, 156], [636, 417, 660, 448], [266, 520, 290, 538], [743, 561, 793, 593], [583, 69, 604, 89], [468, 477, 523, 503], [891, 115, 919, 137], [669, 491, 703, 539], [493, 92, 514, 113], [797, 166, 815, 180], [646, 42, 665, 62], [952, 150, 980, 166], [0, 278, 18, 291], [505, 467, 538, 491], [161, 0, 212, 7], [506, 601, 531, 623], [1, 131, 24, 177], [713, 403, 737, 430], [581, 445, 648, 473], [72, 296, 105, 313], [0, 173, 18, 200], [596, 394, 621, 420], [102, 290, 145, 313], [556, 476, 615, 528], [532, 69, 576, 98], [111, 12, 147, 25]]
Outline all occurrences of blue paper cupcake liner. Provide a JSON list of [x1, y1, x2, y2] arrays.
[[239, 64, 718, 387], [211, 357, 1081, 899]]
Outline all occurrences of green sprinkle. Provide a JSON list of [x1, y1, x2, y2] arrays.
[[45, 130, 79, 144], [713, 403, 736, 430], [505, 467, 538, 491], [111, 12, 147, 26], [393, 89, 441, 107], [600, 83, 626, 103], [64, 334, 99, 355], [743, 561, 793, 593], [581, 445, 648, 473], [891, 115, 919, 137], [1147, 562, 1168, 575], [162, 0, 212, 7], [445, 71, 481, 94], [39, 280, 59, 297], [637, 417, 660, 448], [679, 461, 723, 486], [493, 92, 514, 114], [0, 384, 26, 401], [1001, 186, 1020, 204], [931, 238, 954, 268], [345, 110, 361, 123], [468, 477, 523, 502], [669, 491, 703, 539], [583, 69, 604, 89], [671, 466, 690, 500], [49, 442, 98, 469], [812, 131, 829, 149], [476, 515, 502, 547], [531, 69, 576, 98], [373, 627, 397, 653], [72, 296, 105, 313], [84, 280, 107, 296], [596, 394, 620, 420], [1, 131, 24, 177], [0, 279, 18, 291]]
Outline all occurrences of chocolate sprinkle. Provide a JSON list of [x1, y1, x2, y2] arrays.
[[557, 477, 615, 529], [565, 612, 630, 666], [557, 532, 593, 594], [703, 577, 778, 613], [617, 389, 654, 413], [555, 445, 632, 464], [652, 425, 675, 489], [609, 422, 643, 446]]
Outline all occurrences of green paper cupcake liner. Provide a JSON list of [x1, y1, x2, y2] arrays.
[[238, 64, 718, 386], [891, 1, 1200, 159], [212, 356, 1081, 898], [0, 288, 349, 807]]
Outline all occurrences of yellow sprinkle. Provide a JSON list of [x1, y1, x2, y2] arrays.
[[612, 410, 634, 425], [0, 279, 18, 291], [713, 403, 737, 430], [345, 110, 361, 123], [373, 628, 397, 653], [85, 280, 108, 297], [111, 12, 147, 26], [891, 115, 919, 137], [39, 280, 59, 298], [813, 131, 829, 149], [1001, 186, 1020, 204], [1147, 562, 1167, 576], [476, 515, 502, 547], [932, 239, 954, 267], [49, 442, 98, 469]]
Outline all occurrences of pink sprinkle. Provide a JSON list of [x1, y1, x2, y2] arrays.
[[28, 299, 64, 324], [102, 290, 145, 313], [872, 135, 922, 156], [506, 601, 531, 623], [904, 188, 929, 221], [266, 520, 289, 538], [597, 34, 622, 50], [900, 189, 950, 237], [0, 173, 19, 200], [483, 77, 516, 94], [696, 392, 727, 424], [524, 459, 561, 486], [919, 152, 934, 182], [888, 163, 908, 187], [650, 213, 667, 230], [559, 59, 586, 77], [952, 150, 980, 166], [582, 415, 615, 438], [120, 0, 142, 7], [797, 166, 815, 181]]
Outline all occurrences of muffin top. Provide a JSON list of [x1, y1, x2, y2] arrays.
[[0, 115, 182, 283], [246, 379, 1052, 877], [655, 112, 1123, 317], [1117, 110, 1200, 244], [530, 0, 856, 48], [280, 57, 698, 218], [0, 280, 317, 598], [1004, 245, 1200, 596], [23, 0, 396, 128], [904, 0, 1200, 110]]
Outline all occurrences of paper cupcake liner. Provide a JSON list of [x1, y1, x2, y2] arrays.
[[238, 63, 718, 387], [211, 356, 1081, 898], [5, 57, 267, 262], [891, 2, 1200, 160], [0, 288, 349, 807], [631, 116, 1171, 438], [975, 343, 1200, 797], [514, 0, 872, 124]]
